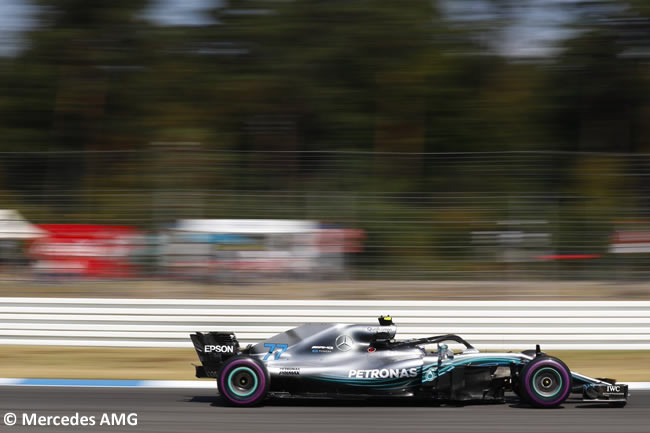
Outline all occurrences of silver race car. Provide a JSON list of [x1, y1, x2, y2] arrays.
[[191, 316, 628, 407]]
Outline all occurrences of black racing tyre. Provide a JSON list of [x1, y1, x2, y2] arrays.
[[519, 356, 572, 408], [513, 350, 539, 398], [217, 356, 270, 406]]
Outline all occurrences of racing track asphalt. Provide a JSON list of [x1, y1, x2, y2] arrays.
[[0, 387, 648, 433]]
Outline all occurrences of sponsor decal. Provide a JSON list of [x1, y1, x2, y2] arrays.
[[335, 335, 354, 352], [278, 368, 300, 376], [366, 326, 393, 332], [203, 345, 234, 353], [606, 385, 622, 393], [311, 345, 333, 353], [423, 368, 437, 383], [348, 368, 418, 379]]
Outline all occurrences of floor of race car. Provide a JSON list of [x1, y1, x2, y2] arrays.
[[1, 387, 646, 433]]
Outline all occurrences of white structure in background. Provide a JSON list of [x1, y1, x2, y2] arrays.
[[0, 209, 45, 240], [175, 219, 318, 235], [0, 210, 45, 270], [609, 221, 650, 254], [164, 219, 338, 281], [471, 220, 551, 263]]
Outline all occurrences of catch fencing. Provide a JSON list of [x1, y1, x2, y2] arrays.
[[5, 150, 650, 281], [1, 298, 649, 350]]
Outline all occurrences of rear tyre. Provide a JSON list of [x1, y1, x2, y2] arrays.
[[519, 356, 572, 408], [217, 356, 270, 406]]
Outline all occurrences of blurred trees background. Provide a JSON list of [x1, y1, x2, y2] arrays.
[[0, 0, 650, 278], [2, 1, 647, 155]]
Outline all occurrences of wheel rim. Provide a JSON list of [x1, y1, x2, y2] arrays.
[[532, 367, 563, 398], [227, 366, 258, 398]]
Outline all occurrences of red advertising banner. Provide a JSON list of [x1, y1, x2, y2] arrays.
[[30, 224, 141, 277]]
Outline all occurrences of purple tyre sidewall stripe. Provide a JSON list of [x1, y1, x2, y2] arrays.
[[220, 359, 267, 405], [523, 359, 570, 406]]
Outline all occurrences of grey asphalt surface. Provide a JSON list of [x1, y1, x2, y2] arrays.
[[0, 387, 647, 433]]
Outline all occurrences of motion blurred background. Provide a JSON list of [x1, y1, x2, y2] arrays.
[[1, 0, 650, 298]]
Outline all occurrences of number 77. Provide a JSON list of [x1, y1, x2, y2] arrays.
[[263, 343, 288, 360]]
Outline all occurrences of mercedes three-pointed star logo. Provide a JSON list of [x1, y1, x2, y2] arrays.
[[335, 334, 354, 352]]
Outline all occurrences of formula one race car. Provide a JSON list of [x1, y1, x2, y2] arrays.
[[191, 316, 628, 407]]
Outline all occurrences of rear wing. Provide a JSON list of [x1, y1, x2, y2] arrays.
[[190, 332, 240, 378]]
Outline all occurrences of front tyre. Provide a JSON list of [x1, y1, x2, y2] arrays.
[[217, 356, 270, 406], [519, 356, 572, 408]]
